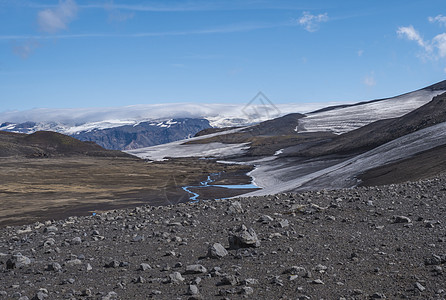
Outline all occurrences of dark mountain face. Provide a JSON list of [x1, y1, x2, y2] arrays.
[[72, 118, 211, 150]]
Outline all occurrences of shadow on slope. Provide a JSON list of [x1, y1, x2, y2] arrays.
[[359, 144, 446, 186], [0, 131, 131, 158]]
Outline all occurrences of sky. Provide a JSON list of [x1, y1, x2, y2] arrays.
[[1, 0, 446, 112]]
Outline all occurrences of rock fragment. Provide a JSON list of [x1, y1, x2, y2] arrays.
[[228, 201, 244, 214], [393, 216, 412, 223], [207, 243, 228, 259], [228, 225, 260, 249], [185, 265, 207, 274], [6, 254, 31, 269], [168, 272, 185, 284], [187, 285, 199, 295]]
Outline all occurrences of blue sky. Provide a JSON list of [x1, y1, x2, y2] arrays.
[[1, 0, 446, 112]]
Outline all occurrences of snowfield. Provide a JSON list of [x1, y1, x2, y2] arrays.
[[298, 90, 445, 134], [126, 128, 250, 161]]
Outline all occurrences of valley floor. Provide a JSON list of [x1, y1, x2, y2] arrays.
[[0, 156, 253, 227], [0, 175, 445, 299]]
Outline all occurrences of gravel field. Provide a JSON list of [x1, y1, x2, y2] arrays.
[[1, 176, 446, 299]]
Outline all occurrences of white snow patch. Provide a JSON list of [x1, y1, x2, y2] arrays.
[[126, 127, 249, 161], [0, 123, 16, 130], [274, 149, 283, 156]]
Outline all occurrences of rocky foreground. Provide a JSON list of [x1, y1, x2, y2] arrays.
[[1, 177, 446, 300]]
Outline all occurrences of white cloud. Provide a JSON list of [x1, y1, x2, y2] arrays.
[[429, 15, 446, 26], [433, 33, 446, 57], [397, 24, 446, 60], [298, 11, 328, 32], [11, 40, 40, 59], [37, 0, 78, 33], [364, 73, 376, 87], [397, 25, 432, 52], [357, 50, 364, 57], [0, 103, 340, 125]]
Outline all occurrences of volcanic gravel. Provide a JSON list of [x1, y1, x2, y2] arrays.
[[1, 176, 446, 299]]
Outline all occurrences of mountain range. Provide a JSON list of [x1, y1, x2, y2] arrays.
[[128, 80, 446, 197], [0, 102, 319, 150]]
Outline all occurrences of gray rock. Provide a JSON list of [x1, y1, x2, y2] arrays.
[[42, 238, 55, 247], [242, 278, 259, 285], [187, 285, 199, 295], [45, 262, 62, 272], [81, 289, 92, 297], [312, 279, 324, 284], [283, 266, 306, 276], [168, 272, 185, 284], [132, 235, 145, 242], [71, 237, 82, 245], [228, 225, 260, 249], [315, 264, 328, 273], [43, 226, 58, 233], [218, 275, 239, 286], [139, 263, 151, 271], [239, 287, 254, 295], [31, 292, 47, 300], [257, 215, 274, 224], [415, 282, 426, 292], [105, 260, 119, 268], [185, 264, 207, 274], [134, 276, 145, 284], [207, 243, 228, 259], [277, 219, 289, 228], [6, 254, 31, 269], [228, 201, 244, 214], [393, 216, 412, 223], [65, 259, 82, 267], [101, 291, 118, 300], [425, 254, 442, 265]]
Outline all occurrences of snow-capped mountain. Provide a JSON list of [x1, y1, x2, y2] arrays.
[[0, 102, 333, 150]]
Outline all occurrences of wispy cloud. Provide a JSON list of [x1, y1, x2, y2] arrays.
[[298, 11, 328, 32], [428, 14, 446, 27], [357, 49, 364, 57], [397, 24, 446, 59], [397, 25, 431, 52], [434, 33, 446, 57], [363, 72, 376, 87], [11, 40, 40, 59], [0, 21, 297, 41], [37, 0, 78, 33], [9, 1, 319, 12]]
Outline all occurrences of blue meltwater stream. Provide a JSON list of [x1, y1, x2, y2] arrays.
[[182, 173, 258, 202]]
